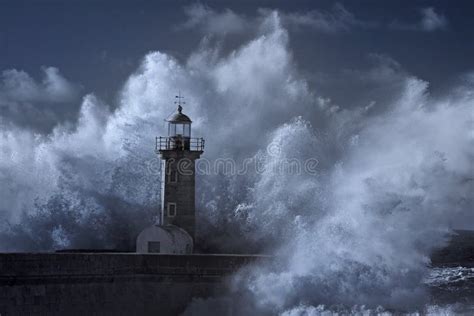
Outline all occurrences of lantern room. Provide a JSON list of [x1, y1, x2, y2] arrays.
[[167, 105, 191, 138], [156, 96, 204, 152]]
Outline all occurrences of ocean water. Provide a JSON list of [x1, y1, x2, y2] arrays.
[[277, 267, 474, 315], [425, 266, 474, 315], [280, 267, 474, 315]]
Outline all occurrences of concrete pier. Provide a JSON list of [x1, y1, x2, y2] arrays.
[[0, 253, 267, 315]]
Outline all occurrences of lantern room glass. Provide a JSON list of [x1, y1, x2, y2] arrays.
[[168, 122, 191, 137]]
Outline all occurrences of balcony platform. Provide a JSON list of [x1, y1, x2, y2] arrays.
[[156, 136, 205, 152]]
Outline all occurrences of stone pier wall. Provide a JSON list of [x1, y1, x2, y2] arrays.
[[0, 253, 266, 315]]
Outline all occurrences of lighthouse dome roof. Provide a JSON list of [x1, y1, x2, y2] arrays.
[[167, 105, 192, 123], [167, 112, 191, 123]]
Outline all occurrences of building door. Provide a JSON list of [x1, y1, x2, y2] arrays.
[[148, 241, 161, 253]]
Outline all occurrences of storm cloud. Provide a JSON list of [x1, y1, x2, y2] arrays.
[[0, 67, 82, 133], [390, 7, 448, 31]]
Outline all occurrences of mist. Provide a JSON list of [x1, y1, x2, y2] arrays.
[[0, 8, 473, 313]]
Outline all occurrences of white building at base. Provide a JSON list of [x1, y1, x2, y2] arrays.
[[136, 224, 193, 254]]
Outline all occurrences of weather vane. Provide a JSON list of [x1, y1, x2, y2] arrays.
[[174, 90, 185, 112]]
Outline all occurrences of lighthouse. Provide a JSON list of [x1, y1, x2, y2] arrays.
[[136, 96, 204, 254], [157, 101, 204, 238]]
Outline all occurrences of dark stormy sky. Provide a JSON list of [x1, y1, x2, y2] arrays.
[[1, 0, 473, 109]]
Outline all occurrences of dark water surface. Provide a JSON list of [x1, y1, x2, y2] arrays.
[[425, 230, 474, 314], [425, 266, 474, 314]]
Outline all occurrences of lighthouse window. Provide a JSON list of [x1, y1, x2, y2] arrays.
[[185, 124, 191, 137], [169, 122, 191, 137], [178, 124, 185, 136], [168, 123, 177, 137], [167, 203, 177, 217], [168, 170, 178, 183]]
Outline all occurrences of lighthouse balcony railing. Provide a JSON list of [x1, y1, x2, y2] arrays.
[[156, 136, 205, 152]]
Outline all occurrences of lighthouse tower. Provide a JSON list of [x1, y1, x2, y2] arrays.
[[136, 95, 204, 254], [157, 101, 204, 239]]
